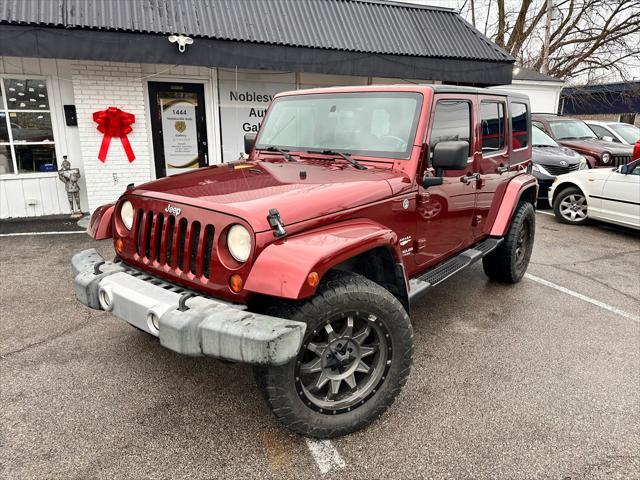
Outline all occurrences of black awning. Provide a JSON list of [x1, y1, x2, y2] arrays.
[[0, 25, 512, 85]]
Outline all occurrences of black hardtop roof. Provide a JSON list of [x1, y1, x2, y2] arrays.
[[429, 85, 529, 100], [278, 84, 530, 101]]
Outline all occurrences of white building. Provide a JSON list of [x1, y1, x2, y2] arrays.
[[0, 0, 514, 219], [492, 67, 564, 115]]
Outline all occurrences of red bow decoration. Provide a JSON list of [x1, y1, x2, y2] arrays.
[[93, 107, 136, 163]]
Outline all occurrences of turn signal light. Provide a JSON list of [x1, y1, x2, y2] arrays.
[[307, 271, 319, 287], [115, 238, 124, 254], [229, 274, 244, 293]]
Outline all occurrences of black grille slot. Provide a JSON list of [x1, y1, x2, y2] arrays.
[[165, 215, 175, 266], [154, 213, 164, 262], [189, 222, 201, 275], [203, 225, 214, 278], [177, 218, 188, 271], [612, 155, 631, 167], [144, 212, 153, 259], [135, 209, 144, 255]]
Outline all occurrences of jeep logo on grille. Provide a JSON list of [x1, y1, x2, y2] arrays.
[[165, 204, 181, 216]]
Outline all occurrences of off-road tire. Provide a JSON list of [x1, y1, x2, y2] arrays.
[[482, 201, 535, 283], [254, 271, 413, 438], [552, 186, 589, 225]]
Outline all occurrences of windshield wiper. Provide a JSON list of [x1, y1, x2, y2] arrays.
[[306, 149, 367, 170], [259, 146, 297, 162]]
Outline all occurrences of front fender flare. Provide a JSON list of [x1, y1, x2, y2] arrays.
[[485, 174, 538, 237], [87, 203, 114, 240], [244, 219, 402, 299]]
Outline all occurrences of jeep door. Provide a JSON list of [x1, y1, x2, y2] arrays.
[[473, 95, 510, 236], [415, 95, 476, 267]]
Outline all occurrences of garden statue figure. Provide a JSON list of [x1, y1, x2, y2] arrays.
[[58, 156, 83, 218]]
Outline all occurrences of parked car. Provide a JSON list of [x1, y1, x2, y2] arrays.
[[585, 120, 640, 146], [531, 125, 587, 202], [549, 158, 640, 229], [72, 85, 538, 438], [532, 114, 633, 168]]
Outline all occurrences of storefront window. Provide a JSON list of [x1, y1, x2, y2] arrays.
[[0, 78, 57, 174]]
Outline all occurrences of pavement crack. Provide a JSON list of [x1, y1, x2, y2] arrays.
[[0, 315, 95, 360], [532, 249, 640, 268], [531, 263, 639, 300]]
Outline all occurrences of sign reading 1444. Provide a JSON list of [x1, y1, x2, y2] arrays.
[[161, 98, 199, 174]]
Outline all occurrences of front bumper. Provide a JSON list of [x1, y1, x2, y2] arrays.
[[72, 249, 306, 365]]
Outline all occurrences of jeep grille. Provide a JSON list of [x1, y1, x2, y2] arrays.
[[611, 155, 631, 167], [134, 209, 215, 278]]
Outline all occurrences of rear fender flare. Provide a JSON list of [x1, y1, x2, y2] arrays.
[[88, 203, 114, 240], [485, 174, 538, 237], [244, 219, 403, 299]]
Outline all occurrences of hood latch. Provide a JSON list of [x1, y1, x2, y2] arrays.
[[267, 208, 286, 238]]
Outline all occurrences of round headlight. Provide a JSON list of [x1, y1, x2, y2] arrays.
[[602, 152, 611, 164], [227, 224, 251, 263], [120, 200, 134, 230]]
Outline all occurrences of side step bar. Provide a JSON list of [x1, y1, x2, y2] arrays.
[[408, 237, 503, 304]]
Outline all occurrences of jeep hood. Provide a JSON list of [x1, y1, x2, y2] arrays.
[[130, 161, 407, 232]]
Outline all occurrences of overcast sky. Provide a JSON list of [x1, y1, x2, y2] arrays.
[[395, 0, 640, 85]]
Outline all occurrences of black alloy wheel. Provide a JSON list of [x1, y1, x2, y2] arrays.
[[295, 311, 391, 414]]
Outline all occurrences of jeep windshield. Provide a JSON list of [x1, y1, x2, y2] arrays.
[[549, 120, 597, 140], [255, 92, 423, 160]]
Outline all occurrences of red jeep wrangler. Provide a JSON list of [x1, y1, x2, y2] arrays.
[[73, 85, 537, 438]]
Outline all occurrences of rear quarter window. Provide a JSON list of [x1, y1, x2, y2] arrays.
[[511, 102, 529, 149]]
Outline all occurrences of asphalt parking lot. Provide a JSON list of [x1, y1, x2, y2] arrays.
[[1, 211, 639, 479]]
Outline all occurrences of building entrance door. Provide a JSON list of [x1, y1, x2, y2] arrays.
[[148, 82, 208, 178]]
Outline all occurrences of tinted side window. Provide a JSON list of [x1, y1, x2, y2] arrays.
[[589, 124, 611, 140], [430, 100, 471, 156], [481, 101, 505, 154], [511, 102, 529, 149]]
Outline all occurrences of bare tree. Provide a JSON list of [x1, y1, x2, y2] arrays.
[[457, 0, 640, 82]]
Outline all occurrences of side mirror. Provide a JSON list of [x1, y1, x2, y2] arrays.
[[432, 141, 469, 171], [244, 132, 257, 154], [619, 164, 630, 174], [602, 135, 615, 143]]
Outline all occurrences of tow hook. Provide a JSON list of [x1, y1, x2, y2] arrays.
[[267, 208, 286, 238]]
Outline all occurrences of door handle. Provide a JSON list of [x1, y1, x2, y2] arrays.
[[498, 165, 509, 174], [461, 173, 480, 185]]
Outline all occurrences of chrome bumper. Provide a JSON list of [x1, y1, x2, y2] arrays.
[[72, 249, 306, 365]]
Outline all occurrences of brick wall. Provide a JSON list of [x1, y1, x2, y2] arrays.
[[71, 61, 152, 212]]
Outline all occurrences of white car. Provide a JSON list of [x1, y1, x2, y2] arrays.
[[585, 120, 640, 146], [548, 159, 640, 229]]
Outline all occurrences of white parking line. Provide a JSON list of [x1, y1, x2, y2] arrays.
[[305, 439, 346, 474], [536, 210, 555, 217], [0, 231, 86, 237], [525, 273, 640, 322]]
